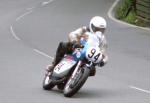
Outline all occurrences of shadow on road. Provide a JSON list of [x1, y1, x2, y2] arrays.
[[73, 88, 122, 99], [43, 87, 124, 99]]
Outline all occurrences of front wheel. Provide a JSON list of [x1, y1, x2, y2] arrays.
[[63, 66, 90, 97], [43, 71, 55, 90]]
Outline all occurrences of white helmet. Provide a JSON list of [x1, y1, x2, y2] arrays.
[[89, 16, 107, 33]]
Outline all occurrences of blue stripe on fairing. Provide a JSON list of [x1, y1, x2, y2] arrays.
[[80, 43, 90, 60], [72, 41, 90, 61]]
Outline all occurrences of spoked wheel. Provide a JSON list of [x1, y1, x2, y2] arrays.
[[63, 66, 90, 97], [43, 71, 55, 90]]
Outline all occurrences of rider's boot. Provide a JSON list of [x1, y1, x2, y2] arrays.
[[46, 60, 56, 73], [46, 42, 67, 73]]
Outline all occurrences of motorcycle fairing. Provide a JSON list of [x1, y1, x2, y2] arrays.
[[52, 55, 77, 78]]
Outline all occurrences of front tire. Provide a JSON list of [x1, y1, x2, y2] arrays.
[[63, 66, 90, 97]]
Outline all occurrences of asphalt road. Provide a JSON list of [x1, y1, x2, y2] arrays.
[[0, 0, 150, 103]]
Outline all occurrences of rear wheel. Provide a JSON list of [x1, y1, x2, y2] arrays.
[[63, 66, 90, 97], [43, 71, 55, 90]]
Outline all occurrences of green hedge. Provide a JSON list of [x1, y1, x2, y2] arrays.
[[115, 0, 150, 27], [115, 0, 137, 24]]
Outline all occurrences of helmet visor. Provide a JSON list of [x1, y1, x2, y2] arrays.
[[91, 24, 105, 33]]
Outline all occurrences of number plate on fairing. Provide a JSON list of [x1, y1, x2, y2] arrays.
[[53, 57, 76, 78]]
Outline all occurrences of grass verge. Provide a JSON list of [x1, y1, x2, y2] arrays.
[[115, 0, 150, 27]]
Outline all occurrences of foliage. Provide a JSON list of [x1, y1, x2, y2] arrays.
[[115, 0, 146, 26]]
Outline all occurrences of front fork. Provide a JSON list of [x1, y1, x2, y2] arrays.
[[67, 61, 82, 87], [71, 61, 82, 79]]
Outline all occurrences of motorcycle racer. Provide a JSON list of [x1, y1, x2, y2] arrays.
[[47, 16, 108, 76]]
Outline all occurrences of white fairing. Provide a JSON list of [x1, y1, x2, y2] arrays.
[[86, 46, 102, 63], [52, 57, 76, 78], [84, 32, 103, 63]]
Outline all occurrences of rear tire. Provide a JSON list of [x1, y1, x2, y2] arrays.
[[43, 72, 55, 90], [63, 66, 90, 97]]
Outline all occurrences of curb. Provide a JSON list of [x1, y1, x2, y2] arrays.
[[107, 0, 150, 31]]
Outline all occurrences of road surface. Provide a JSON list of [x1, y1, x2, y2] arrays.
[[0, 0, 150, 103]]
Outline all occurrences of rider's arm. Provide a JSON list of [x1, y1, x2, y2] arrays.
[[99, 35, 108, 66], [68, 26, 87, 43], [99, 35, 108, 52]]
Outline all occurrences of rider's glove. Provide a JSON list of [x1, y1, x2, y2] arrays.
[[97, 54, 106, 67], [97, 60, 105, 67]]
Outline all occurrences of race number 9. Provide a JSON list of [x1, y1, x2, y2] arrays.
[[88, 49, 96, 58], [86, 47, 102, 63]]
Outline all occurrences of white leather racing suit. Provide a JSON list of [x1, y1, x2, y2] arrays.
[[69, 26, 108, 66]]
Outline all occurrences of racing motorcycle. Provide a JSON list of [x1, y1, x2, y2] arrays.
[[42, 39, 103, 97]]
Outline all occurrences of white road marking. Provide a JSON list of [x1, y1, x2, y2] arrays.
[[130, 85, 150, 94], [107, 0, 119, 20], [33, 49, 54, 59], [10, 0, 56, 60], [16, 10, 33, 21], [26, 7, 35, 10], [10, 26, 21, 40], [10, 25, 54, 60], [42, 0, 54, 6], [107, 0, 150, 31]]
